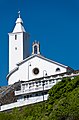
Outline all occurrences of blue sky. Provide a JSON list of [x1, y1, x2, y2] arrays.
[[0, 0, 79, 86]]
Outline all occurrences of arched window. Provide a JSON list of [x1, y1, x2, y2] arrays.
[[34, 45, 37, 54], [56, 68, 60, 72]]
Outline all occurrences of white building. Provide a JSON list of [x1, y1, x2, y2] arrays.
[[7, 13, 73, 85], [2, 13, 74, 110]]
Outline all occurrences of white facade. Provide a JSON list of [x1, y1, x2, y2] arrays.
[[0, 94, 48, 112], [7, 13, 73, 85], [7, 54, 70, 85], [9, 14, 30, 72]]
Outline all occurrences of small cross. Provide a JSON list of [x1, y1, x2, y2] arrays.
[[18, 11, 20, 18]]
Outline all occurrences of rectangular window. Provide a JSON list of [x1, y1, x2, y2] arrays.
[[49, 80, 52, 84], [24, 96, 26, 99], [22, 84, 25, 90], [27, 95, 29, 98], [15, 47, 17, 50], [39, 81, 41, 86], [15, 35, 17, 40]]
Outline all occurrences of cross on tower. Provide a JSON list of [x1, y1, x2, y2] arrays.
[[18, 11, 21, 18]]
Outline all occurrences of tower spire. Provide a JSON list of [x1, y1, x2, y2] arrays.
[[12, 11, 25, 33]]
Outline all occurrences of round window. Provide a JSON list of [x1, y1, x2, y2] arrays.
[[33, 68, 39, 75]]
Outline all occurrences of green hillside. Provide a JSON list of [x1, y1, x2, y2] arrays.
[[0, 76, 79, 120]]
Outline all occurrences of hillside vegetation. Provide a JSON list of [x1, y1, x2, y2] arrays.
[[0, 76, 79, 120]]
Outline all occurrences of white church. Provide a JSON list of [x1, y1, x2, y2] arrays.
[[7, 13, 73, 85], [1, 12, 78, 111]]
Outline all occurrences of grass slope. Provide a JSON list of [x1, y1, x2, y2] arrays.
[[0, 76, 79, 120]]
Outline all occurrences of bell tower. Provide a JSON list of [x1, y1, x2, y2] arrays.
[[9, 12, 30, 72], [32, 41, 40, 55]]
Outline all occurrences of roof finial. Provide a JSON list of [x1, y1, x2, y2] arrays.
[[18, 11, 21, 18]]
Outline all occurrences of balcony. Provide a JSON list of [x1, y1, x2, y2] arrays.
[[15, 71, 79, 96], [15, 80, 57, 96]]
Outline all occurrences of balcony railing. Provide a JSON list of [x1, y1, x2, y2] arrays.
[[15, 72, 79, 96], [15, 81, 56, 96]]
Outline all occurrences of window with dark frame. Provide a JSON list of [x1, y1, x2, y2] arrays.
[[56, 68, 60, 72], [15, 35, 17, 40], [24, 96, 26, 99], [33, 68, 39, 75], [34, 45, 37, 54], [15, 47, 17, 50]]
